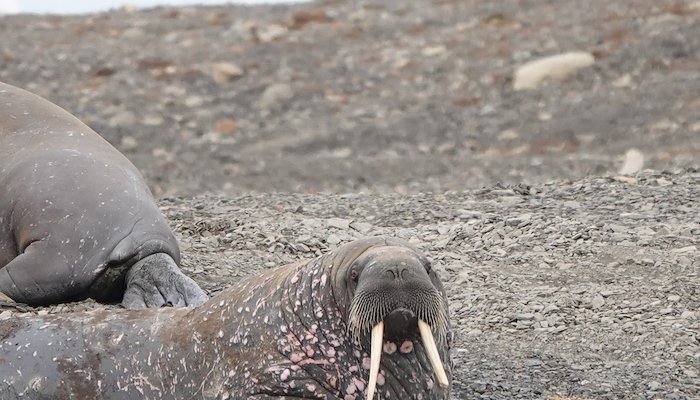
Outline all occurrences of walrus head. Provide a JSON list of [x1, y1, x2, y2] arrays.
[[328, 237, 452, 399], [208, 236, 452, 399]]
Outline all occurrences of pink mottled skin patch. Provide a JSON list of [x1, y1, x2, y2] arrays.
[[383, 341, 397, 354], [298, 358, 329, 367], [304, 345, 315, 357], [353, 378, 365, 391], [290, 352, 305, 363], [346, 382, 357, 394], [280, 369, 290, 381], [362, 356, 371, 370], [400, 340, 414, 353], [377, 371, 386, 386]]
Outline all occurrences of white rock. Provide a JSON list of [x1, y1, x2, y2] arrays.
[[513, 51, 595, 90], [257, 83, 294, 110], [618, 148, 644, 175], [327, 218, 350, 230], [257, 24, 287, 43], [209, 62, 244, 83]]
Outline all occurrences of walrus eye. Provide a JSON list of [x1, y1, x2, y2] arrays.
[[424, 261, 433, 274], [350, 269, 359, 282]]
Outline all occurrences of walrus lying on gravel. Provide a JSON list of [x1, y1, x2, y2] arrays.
[[0, 237, 453, 399], [0, 81, 207, 308]]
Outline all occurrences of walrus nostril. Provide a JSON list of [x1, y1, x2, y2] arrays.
[[382, 267, 409, 280]]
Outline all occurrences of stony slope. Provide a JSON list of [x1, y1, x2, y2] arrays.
[[1, 0, 699, 196], [4, 170, 699, 399]]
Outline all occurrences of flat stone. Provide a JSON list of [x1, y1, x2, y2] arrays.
[[327, 218, 350, 230], [513, 51, 595, 90]]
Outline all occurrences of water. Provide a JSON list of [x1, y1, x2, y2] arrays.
[[0, 0, 302, 15]]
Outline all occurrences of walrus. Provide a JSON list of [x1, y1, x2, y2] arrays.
[[0, 81, 207, 308], [0, 237, 453, 399]]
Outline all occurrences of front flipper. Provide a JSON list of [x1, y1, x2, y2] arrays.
[[122, 253, 208, 309]]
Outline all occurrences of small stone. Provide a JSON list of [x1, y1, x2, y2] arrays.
[[516, 313, 535, 321], [672, 245, 697, 253], [185, 96, 204, 107], [659, 308, 673, 315], [209, 62, 244, 83], [667, 295, 680, 302], [612, 74, 633, 88], [648, 381, 661, 390], [591, 294, 605, 309], [120, 135, 138, 151], [680, 310, 696, 320], [256, 24, 287, 42], [513, 51, 595, 90], [542, 304, 559, 314], [421, 45, 446, 56], [525, 358, 542, 367], [349, 222, 373, 234], [618, 148, 644, 175], [327, 218, 350, 230], [142, 114, 164, 126], [257, 83, 294, 110], [213, 118, 238, 134], [326, 234, 341, 245], [109, 110, 136, 126], [684, 369, 699, 378]]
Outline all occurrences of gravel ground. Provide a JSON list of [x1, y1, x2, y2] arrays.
[[3, 170, 699, 399], [1, 0, 699, 196], [1, 0, 700, 399]]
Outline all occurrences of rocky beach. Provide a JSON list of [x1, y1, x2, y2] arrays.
[[1, 0, 699, 398]]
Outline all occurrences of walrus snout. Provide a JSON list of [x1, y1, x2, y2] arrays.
[[346, 245, 450, 399]]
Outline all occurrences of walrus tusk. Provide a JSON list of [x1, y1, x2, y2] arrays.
[[418, 319, 449, 388], [366, 321, 384, 400]]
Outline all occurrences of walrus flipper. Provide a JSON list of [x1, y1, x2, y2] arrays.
[[122, 253, 208, 309]]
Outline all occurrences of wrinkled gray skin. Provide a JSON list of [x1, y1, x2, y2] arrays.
[[0, 82, 207, 308], [0, 237, 452, 399]]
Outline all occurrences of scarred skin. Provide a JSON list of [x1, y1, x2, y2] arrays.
[[0, 237, 452, 399], [0, 81, 206, 308]]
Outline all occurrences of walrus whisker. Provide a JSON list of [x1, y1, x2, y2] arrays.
[[366, 321, 384, 400], [418, 319, 449, 388]]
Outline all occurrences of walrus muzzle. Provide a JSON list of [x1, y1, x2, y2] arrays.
[[347, 247, 449, 400]]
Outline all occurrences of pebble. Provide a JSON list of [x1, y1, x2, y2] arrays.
[[618, 148, 645, 175], [513, 51, 595, 90], [326, 234, 341, 245], [349, 221, 373, 234], [209, 62, 244, 83], [680, 310, 696, 320], [591, 295, 605, 309], [257, 83, 294, 110], [327, 218, 350, 230]]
